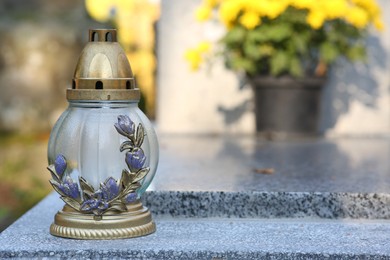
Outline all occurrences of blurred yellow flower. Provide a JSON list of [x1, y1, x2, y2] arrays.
[[197, 41, 211, 53], [117, 25, 134, 45], [186, 0, 384, 76], [242, 0, 287, 19], [115, 0, 135, 10], [184, 49, 202, 71], [307, 10, 325, 29], [352, 0, 381, 17], [346, 6, 369, 28], [264, 1, 289, 19], [192, 0, 384, 32], [218, 0, 242, 28], [322, 0, 349, 19], [240, 12, 261, 29], [195, 5, 212, 21], [85, 0, 113, 22], [374, 17, 384, 31], [185, 42, 211, 70]]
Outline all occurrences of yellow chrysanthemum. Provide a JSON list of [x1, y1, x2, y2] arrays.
[[218, 0, 242, 28], [243, 0, 288, 19], [307, 10, 325, 29], [351, 0, 381, 17], [85, 0, 114, 23], [346, 6, 369, 28], [117, 24, 134, 46], [267, 0, 289, 19], [115, 0, 135, 11], [351, 0, 383, 30], [184, 49, 203, 71], [322, 0, 349, 19], [184, 42, 211, 71], [195, 5, 212, 22], [373, 17, 384, 31], [197, 41, 211, 53], [126, 51, 155, 82], [240, 11, 261, 29], [240, 0, 262, 18]]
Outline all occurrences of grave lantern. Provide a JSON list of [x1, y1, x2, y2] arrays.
[[47, 29, 159, 239]]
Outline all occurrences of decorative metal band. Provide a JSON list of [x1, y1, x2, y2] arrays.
[[67, 89, 140, 101], [72, 78, 136, 90], [47, 115, 149, 217], [50, 221, 156, 240]]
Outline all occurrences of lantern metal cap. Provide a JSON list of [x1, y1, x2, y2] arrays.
[[67, 29, 139, 101]]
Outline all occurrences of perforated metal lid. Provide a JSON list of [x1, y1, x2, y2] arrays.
[[67, 29, 140, 101]]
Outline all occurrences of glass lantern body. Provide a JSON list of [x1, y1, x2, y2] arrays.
[[48, 100, 158, 196]]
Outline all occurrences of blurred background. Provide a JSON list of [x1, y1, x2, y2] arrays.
[[0, 0, 160, 230], [0, 0, 389, 230]]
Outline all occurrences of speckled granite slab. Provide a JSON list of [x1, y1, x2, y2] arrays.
[[144, 136, 390, 219], [1, 137, 390, 258], [1, 194, 390, 259], [144, 191, 390, 219], [154, 136, 390, 193]]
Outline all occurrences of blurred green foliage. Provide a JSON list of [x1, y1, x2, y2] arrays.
[[0, 132, 51, 231]]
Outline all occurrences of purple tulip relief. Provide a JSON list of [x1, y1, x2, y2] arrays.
[[126, 148, 146, 172], [54, 154, 67, 179], [80, 189, 109, 213], [125, 192, 137, 203], [101, 177, 120, 201], [59, 176, 80, 199], [47, 114, 150, 216], [114, 115, 135, 138], [81, 198, 109, 213]]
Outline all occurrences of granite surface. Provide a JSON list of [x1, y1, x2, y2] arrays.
[[144, 191, 390, 219], [153, 136, 390, 193], [1, 194, 390, 259], [1, 137, 390, 258], [146, 136, 390, 219]]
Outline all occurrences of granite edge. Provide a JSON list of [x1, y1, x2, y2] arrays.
[[144, 191, 390, 219], [1, 249, 390, 260]]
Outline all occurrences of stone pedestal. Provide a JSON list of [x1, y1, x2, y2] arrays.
[[1, 136, 390, 259]]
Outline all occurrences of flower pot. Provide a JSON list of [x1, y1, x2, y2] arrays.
[[249, 76, 326, 137]]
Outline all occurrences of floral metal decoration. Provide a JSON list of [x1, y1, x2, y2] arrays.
[[47, 115, 149, 216]]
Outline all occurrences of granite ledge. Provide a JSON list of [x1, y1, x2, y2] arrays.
[[2, 250, 390, 259], [1, 206, 390, 260], [144, 191, 390, 219], [1, 192, 390, 259]]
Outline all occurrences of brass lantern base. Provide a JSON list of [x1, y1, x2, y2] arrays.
[[50, 200, 155, 240]]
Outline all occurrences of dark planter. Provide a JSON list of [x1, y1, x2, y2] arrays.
[[249, 76, 326, 137]]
